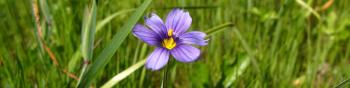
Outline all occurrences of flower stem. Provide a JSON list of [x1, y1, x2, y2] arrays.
[[161, 58, 173, 88]]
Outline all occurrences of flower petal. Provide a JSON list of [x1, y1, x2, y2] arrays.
[[145, 13, 167, 38], [132, 24, 161, 46], [170, 45, 200, 62], [165, 9, 192, 36], [179, 31, 208, 46], [145, 47, 170, 70]]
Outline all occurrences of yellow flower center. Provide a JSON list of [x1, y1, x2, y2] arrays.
[[162, 29, 176, 50]]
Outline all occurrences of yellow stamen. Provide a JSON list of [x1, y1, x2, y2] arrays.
[[162, 37, 176, 50], [168, 29, 173, 37], [162, 29, 176, 50]]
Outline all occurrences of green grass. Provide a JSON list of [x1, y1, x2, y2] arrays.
[[1, 0, 350, 88]]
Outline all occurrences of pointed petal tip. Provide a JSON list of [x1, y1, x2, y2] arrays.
[[179, 31, 208, 46]]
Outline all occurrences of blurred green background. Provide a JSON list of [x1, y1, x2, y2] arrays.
[[1, 0, 350, 87]]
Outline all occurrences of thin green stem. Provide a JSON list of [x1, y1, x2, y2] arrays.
[[161, 58, 173, 88], [205, 22, 234, 36], [335, 77, 350, 88]]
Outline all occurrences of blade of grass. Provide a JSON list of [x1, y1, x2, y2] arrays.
[[30, 0, 44, 58], [32, 0, 60, 66], [77, 0, 97, 84], [39, 0, 53, 35], [335, 77, 350, 88], [101, 59, 146, 88], [96, 9, 135, 32], [223, 55, 250, 87], [232, 27, 261, 75], [81, 1, 97, 62], [138, 43, 148, 88], [68, 9, 134, 73], [295, 0, 321, 20], [68, 49, 82, 72], [76, 0, 152, 87]]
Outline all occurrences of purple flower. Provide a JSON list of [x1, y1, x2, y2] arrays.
[[132, 9, 208, 70]]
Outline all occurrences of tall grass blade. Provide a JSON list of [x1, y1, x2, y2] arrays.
[[96, 9, 135, 32], [69, 9, 133, 72], [30, 0, 44, 57], [81, 1, 97, 63], [232, 27, 260, 74], [101, 59, 146, 88], [223, 55, 250, 87], [295, 0, 321, 20], [77, 0, 97, 85], [76, 0, 152, 87]]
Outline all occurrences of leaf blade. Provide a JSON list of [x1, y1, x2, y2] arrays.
[[76, 0, 152, 87], [101, 59, 146, 88]]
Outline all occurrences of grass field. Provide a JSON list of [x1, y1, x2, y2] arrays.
[[1, 0, 350, 88]]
